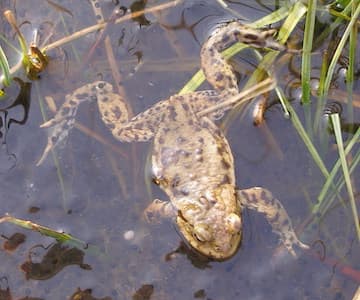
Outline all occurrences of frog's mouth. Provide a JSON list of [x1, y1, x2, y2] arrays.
[[176, 214, 241, 261]]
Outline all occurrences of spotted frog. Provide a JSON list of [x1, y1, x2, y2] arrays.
[[38, 21, 308, 260]]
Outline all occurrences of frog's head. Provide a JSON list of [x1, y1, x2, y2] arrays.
[[176, 185, 242, 260]]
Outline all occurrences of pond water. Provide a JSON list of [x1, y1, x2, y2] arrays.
[[0, 0, 359, 299]]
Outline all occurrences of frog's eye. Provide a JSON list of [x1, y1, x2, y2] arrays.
[[193, 223, 212, 242], [97, 82, 105, 89]]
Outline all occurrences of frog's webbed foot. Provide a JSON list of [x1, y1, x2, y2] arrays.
[[143, 199, 176, 223], [37, 93, 81, 166], [237, 187, 309, 257]]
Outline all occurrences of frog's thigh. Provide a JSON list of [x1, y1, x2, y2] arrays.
[[144, 199, 176, 223], [237, 187, 309, 257]]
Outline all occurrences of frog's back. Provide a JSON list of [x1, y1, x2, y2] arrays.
[[151, 96, 236, 206]]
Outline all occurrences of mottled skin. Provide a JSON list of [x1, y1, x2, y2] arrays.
[[39, 21, 308, 260]]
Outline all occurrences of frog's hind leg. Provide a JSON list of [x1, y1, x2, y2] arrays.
[[237, 187, 309, 257], [37, 81, 168, 165]]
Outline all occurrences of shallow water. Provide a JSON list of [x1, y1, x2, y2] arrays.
[[0, 1, 359, 299]]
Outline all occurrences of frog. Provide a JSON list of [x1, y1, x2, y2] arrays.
[[38, 20, 309, 260]]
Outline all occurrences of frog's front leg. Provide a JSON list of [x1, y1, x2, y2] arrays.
[[237, 187, 309, 257], [143, 199, 176, 223]]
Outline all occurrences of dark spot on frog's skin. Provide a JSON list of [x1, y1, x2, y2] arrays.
[[261, 191, 276, 205], [160, 114, 166, 123], [102, 96, 109, 102], [181, 103, 189, 111], [176, 136, 186, 144], [221, 34, 230, 44], [62, 123, 70, 131], [225, 74, 236, 84], [243, 35, 265, 48], [171, 174, 181, 187], [242, 33, 260, 42], [270, 212, 280, 222], [208, 47, 215, 56], [198, 137, 204, 144], [147, 123, 155, 133], [69, 100, 77, 106], [51, 136, 58, 143], [162, 127, 170, 133], [217, 145, 226, 155], [240, 191, 250, 202], [220, 174, 231, 184], [188, 119, 194, 126], [215, 72, 224, 82], [180, 150, 191, 158], [134, 123, 143, 130], [221, 159, 231, 170], [196, 156, 204, 163], [158, 136, 165, 144], [260, 190, 268, 202], [251, 193, 257, 203], [195, 148, 202, 155], [75, 93, 90, 100], [180, 189, 190, 196], [61, 107, 70, 116], [107, 123, 115, 130], [282, 219, 289, 227], [111, 106, 122, 120], [168, 106, 177, 121]]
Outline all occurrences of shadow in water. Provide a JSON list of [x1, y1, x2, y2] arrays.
[[0, 78, 32, 172], [20, 242, 91, 280]]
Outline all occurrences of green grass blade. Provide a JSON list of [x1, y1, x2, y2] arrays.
[[279, 88, 329, 177], [315, 131, 360, 219], [278, 1, 307, 43], [301, 0, 317, 104], [345, 3, 358, 125], [330, 113, 360, 241], [317, 120, 360, 206], [251, 6, 290, 28], [0, 214, 105, 257], [323, 3, 360, 94], [313, 51, 329, 132], [0, 45, 11, 87]]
